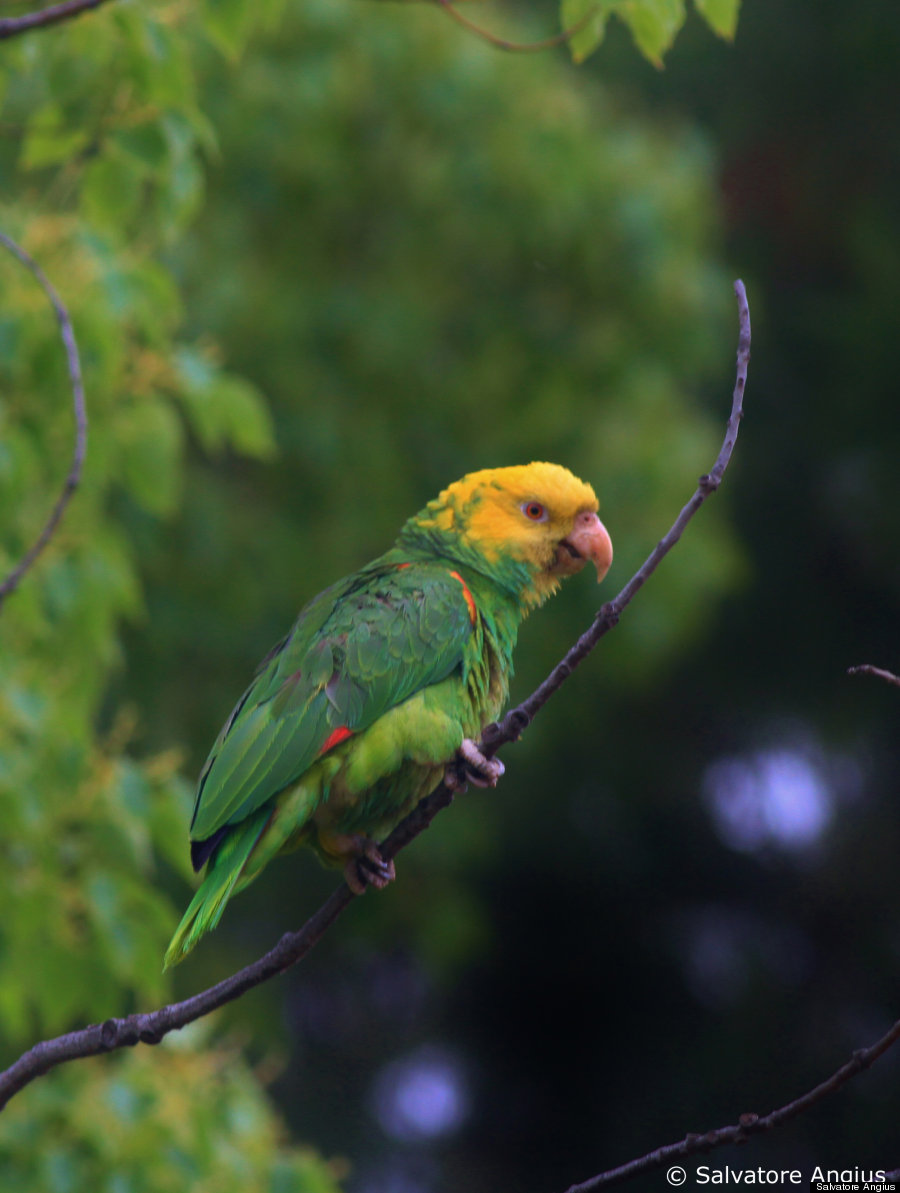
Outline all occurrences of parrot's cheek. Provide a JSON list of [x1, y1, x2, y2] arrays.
[[552, 541, 588, 577], [555, 511, 613, 583]]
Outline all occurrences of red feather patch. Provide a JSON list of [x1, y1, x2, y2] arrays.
[[318, 726, 354, 755]]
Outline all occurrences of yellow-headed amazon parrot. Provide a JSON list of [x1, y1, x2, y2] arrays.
[[164, 463, 612, 966]]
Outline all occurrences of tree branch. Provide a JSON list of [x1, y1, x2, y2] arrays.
[[564, 1014, 900, 1191], [0, 232, 88, 610], [434, 0, 598, 54], [483, 278, 750, 756], [0, 0, 112, 40], [847, 663, 900, 689], [0, 281, 749, 1110]]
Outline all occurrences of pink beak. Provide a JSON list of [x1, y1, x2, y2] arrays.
[[557, 510, 613, 582]]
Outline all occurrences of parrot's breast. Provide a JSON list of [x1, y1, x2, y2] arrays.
[[298, 606, 514, 861]]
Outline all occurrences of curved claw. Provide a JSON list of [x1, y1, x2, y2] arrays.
[[445, 738, 505, 791], [343, 837, 396, 895]]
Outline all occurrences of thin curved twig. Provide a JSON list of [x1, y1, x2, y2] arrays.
[[847, 663, 900, 689], [0, 232, 87, 610], [483, 278, 750, 755], [0, 0, 112, 40], [564, 1014, 900, 1191], [0, 281, 749, 1110], [435, 0, 598, 54]]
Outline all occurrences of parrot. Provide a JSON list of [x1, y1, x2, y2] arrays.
[[164, 462, 612, 967]]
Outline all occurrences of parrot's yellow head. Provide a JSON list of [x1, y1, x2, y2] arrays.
[[411, 462, 613, 609]]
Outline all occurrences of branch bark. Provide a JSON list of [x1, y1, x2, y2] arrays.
[[0, 0, 112, 40], [434, 0, 599, 54], [0, 281, 749, 1111], [564, 1014, 900, 1191], [0, 232, 87, 610], [847, 663, 900, 689], [483, 277, 750, 755]]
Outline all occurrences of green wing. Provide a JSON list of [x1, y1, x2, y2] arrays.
[[189, 560, 475, 846]]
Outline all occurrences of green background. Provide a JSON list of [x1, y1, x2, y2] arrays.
[[1, 0, 898, 1188]]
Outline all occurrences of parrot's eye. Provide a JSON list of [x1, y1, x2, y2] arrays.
[[521, 501, 548, 522]]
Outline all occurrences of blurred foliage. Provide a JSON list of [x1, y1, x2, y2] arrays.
[[378, 0, 741, 66], [4, 0, 898, 1190], [134, 0, 739, 759], [0, 1025, 344, 1193], [1, 0, 737, 1178], [3, 0, 327, 1185], [116, 0, 740, 1009]]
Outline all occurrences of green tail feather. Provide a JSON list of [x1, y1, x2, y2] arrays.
[[164, 809, 270, 969]]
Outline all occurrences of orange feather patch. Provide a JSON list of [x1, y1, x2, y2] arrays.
[[448, 570, 478, 625]]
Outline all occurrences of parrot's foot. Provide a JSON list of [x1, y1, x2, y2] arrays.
[[338, 835, 396, 895], [445, 738, 505, 792]]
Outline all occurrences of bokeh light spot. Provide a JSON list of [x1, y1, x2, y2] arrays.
[[702, 741, 851, 853], [371, 1046, 469, 1144]]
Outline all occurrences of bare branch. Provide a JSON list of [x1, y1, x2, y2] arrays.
[[0, 760, 457, 1110], [434, 0, 598, 54], [847, 663, 900, 689], [564, 1014, 900, 1191], [0, 281, 749, 1109], [0, 883, 355, 1110], [0, 232, 88, 610], [482, 278, 750, 756], [0, 0, 112, 40]]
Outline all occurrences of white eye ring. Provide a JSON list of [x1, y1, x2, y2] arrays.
[[520, 501, 548, 522]]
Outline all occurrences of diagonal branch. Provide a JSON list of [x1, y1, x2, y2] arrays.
[[0, 232, 88, 610], [564, 1013, 900, 1191], [0, 281, 749, 1111], [847, 663, 900, 689], [0, 0, 112, 40], [483, 278, 750, 755]]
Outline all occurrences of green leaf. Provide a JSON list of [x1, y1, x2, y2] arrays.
[[162, 107, 219, 161], [21, 103, 90, 171], [155, 153, 205, 235], [115, 123, 170, 174], [207, 375, 277, 458], [174, 348, 276, 459], [562, 0, 608, 63], [619, 0, 687, 66], [117, 397, 185, 516], [693, 0, 740, 39], [82, 153, 145, 227], [120, 9, 195, 109], [202, 0, 254, 60]]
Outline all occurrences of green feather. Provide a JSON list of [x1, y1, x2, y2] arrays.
[[166, 508, 538, 964], [164, 806, 271, 969]]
